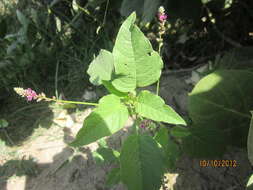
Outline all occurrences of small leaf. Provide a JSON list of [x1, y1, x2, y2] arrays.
[[0, 119, 8, 128], [154, 127, 169, 150], [96, 147, 120, 164], [70, 95, 129, 147], [106, 167, 121, 188], [170, 126, 191, 138], [120, 134, 165, 190], [92, 151, 104, 164], [87, 49, 114, 85], [135, 90, 186, 125]]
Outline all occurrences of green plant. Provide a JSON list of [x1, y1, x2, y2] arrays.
[[14, 12, 186, 190], [70, 12, 186, 190]]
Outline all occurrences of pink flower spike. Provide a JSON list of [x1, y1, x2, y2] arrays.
[[25, 88, 38, 101], [158, 13, 167, 22]]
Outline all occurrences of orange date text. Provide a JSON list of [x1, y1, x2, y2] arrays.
[[199, 160, 237, 167]]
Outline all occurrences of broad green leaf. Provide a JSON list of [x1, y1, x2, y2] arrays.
[[112, 13, 163, 92], [70, 95, 129, 147], [182, 125, 227, 158], [135, 90, 186, 125], [154, 127, 181, 170], [87, 49, 114, 85], [106, 167, 121, 188], [120, 0, 161, 22], [120, 134, 164, 190], [188, 70, 253, 147], [247, 174, 253, 190], [247, 112, 253, 166], [170, 126, 191, 138], [102, 81, 128, 97]]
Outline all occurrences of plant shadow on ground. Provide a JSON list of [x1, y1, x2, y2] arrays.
[[0, 94, 54, 147], [0, 110, 121, 190]]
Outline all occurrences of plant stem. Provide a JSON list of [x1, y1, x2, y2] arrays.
[[55, 61, 60, 99], [156, 33, 163, 95], [45, 97, 99, 106]]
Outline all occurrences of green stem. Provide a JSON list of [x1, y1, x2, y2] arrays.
[[46, 98, 99, 106], [156, 35, 163, 95], [3, 129, 14, 146]]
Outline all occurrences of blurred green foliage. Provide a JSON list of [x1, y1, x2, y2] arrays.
[[0, 0, 253, 97]]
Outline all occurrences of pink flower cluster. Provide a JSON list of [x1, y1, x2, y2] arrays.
[[157, 6, 167, 23], [158, 13, 167, 22], [25, 88, 37, 101]]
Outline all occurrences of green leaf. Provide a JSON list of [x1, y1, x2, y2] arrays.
[[154, 127, 181, 170], [154, 127, 169, 149], [106, 167, 121, 188], [102, 81, 128, 97], [92, 147, 119, 164], [246, 174, 253, 190], [70, 95, 129, 147], [0, 119, 8, 128], [112, 13, 163, 92], [16, 10, 29, 27], [188, 70, 253, 147], [182, 125, 227, 158], [95, 147, 120, 163], [87, 49, 114, 85], [247, 112, 253, 166], [120, 0, 161, 22], [120, 134, 165, 190], [170, 126, 191, 138], [135, 90, 186, 125]]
